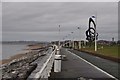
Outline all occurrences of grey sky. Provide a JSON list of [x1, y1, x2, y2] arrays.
[[0, 2, 2, 42], [2, 0, 119, 2], [2, 2, 118, 41]]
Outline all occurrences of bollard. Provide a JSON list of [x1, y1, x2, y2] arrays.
[[56, 48, 60, 54], [54, 55, 62, 72]]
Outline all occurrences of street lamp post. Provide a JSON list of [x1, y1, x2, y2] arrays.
[[65, 36, 67, 47], [71, 32, 74, 49], [58, 25, 60, 49], [68, 34, 71, 48], [78, 27, 81, 50]]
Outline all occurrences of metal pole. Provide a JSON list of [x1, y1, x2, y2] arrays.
[[71, 32, 74, 49], [95, 13, 97, 51], [78, 27, 81, 49], [59, 25, 60, 49], [68, 34, 71, 48]]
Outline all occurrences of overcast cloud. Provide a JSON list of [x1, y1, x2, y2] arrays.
[[2, 2, 118, 41]]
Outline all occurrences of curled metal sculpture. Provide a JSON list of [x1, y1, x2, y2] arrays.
[[86, 17, 98, 42]]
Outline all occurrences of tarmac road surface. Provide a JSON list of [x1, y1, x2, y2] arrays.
[[69, 48, 119, 79], [50, 48, 119, 80]]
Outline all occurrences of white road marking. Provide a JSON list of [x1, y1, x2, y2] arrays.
[[66, 50, 118, 80]]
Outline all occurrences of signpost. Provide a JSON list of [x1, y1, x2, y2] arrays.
[[94, 14, 97, 51]]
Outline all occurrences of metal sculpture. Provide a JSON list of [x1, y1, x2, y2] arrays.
[[86, 16, 98, 42]]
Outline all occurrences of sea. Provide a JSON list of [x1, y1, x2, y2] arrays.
[[1, 43, 27, 60]]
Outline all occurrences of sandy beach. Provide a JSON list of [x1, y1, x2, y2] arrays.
[[0, 44, 44, 65], [0, 51, 29, 65]]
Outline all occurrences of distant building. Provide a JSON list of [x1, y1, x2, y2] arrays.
[[97, 40, 117, 45]]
